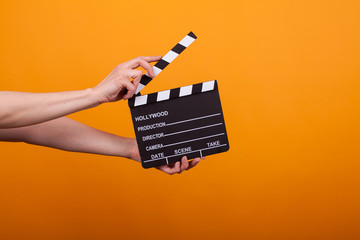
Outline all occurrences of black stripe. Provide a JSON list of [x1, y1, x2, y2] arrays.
[[139, 74, 152, 86], [188, 31, 197, 39], [170, 87, 180, 99], [214, 80, 218, 89], [128, 97, 135, 107], [192, 82, 202, 94], [171, 43, 186, 54], [147, 92, 158, 104], [154, 59, 170, 70]]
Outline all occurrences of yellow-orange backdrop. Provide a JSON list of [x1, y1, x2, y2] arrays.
[[1, 0, 360, 239]]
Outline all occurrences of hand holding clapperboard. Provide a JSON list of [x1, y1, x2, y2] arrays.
[[128, 32, 230, 168]]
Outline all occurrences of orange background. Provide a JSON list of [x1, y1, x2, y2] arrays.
[[1, 0, 360, 239]]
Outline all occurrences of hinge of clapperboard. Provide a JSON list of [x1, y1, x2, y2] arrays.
[[128, 31, 197, 102]]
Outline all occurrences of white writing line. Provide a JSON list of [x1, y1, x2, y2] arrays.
[[163, 133, 225, 148], [143, 144, 228, 163], [166, 113, 221, 126], [164, 123, 223, 137]]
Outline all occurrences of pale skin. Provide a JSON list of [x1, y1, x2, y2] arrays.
[[0, 56, 203, 175]]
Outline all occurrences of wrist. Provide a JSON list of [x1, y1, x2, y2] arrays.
[[114, 136, 140, 162], [128, 138, 140, 162], [88, 87, 106, 106]]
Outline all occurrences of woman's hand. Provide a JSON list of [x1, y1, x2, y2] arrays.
[[93, 56, 162, 103], [156, 156, 203, 175]]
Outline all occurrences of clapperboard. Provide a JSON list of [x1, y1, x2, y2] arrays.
[[128, 32, 230, 168]]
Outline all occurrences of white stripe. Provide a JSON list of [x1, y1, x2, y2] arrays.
[[179, 35, 196, 47], [156, 90, 170, 102], [179, 85, 193, 97], [201, 80, 215, 92], [134, 95, 148, 106], [153, 66, 162, 76], [162, 50, 179, 63], [135, 83, 146, 94]]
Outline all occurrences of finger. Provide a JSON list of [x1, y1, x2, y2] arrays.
[[156, 165, 171, 175], [130, 69, 143, 88], [122, 80, 136, 100], [135, 58, 156, 78], [166, 162, 179, 175], [187, 157, 201, 170], [173, 161, 181, 174], [164, 161, 180, 175], [128, 56, 160, 78], [128, 56, 161, 66], [141, 55, 162, 62], [179, 156, 189, 173]]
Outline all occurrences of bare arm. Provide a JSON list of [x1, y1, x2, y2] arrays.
[[0, 117, 202, 175], [0, 89, 99, 128], [0, 117, 137, 158], [0, 56, 161, 129]]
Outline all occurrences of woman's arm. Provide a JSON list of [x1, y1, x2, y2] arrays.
[[0, 117, 202, 175], [0, 56, 160, 129], [0, 116, 136, 158], [0, 89, 99, 128]]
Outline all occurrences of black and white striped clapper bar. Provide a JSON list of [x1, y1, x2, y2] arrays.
[[128, 32, 230, 168]]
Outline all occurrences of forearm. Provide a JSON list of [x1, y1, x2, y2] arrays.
[[0, 117, 138, 161], [0, 56, 162, 129], [0, 89, 99, 128]]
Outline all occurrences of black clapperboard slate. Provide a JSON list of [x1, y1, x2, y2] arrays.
[[128, 32, 230, 168]]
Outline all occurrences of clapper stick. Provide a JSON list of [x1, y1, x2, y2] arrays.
[[134, 31, 197, 95]]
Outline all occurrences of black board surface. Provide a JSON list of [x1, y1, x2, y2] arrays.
[[128, 80, 230, 168]]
